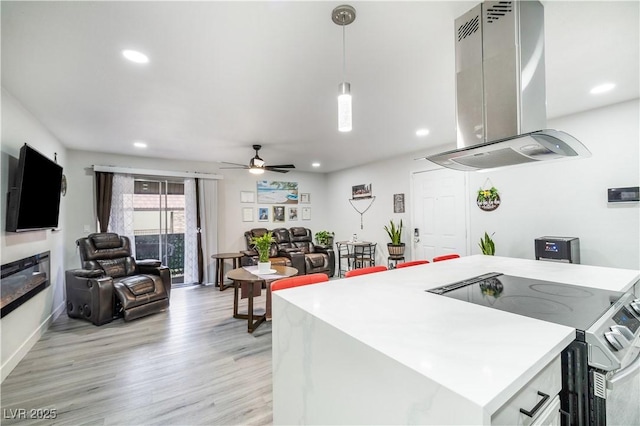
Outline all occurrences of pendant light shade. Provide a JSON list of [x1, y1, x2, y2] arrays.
[[338, 82, 352, 132], [333, 5, 356, 133]]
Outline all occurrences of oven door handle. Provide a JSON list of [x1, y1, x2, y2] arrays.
[[607, 349, 640, 390]]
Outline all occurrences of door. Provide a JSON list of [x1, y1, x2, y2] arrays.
[[132, 179, 186, 285], [411, 168, 468, 261]]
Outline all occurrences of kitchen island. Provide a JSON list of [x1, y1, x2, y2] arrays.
[[272, 255, 639, 425]]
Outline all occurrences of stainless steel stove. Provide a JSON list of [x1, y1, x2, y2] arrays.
[[428, 272, 640, 426]]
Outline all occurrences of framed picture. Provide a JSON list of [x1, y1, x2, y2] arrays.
[[288, 207, 298, 221], [300, 193, 311, 204], [258, 207, 269, 222], [394, 193, 405, 213], [352, 184, 372, 199], [257, 181, 299, 204], [301, 207, 311, 220], [240, 191, 255, 203], [242, 207, 254, 222], [273, 205, 285, 222]]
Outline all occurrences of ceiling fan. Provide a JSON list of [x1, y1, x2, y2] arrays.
[[220, 145, 295, 174]]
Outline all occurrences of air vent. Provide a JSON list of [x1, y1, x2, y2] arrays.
[[458, 15, 479, 41], [593, 371, 607, 399], [485, 1, 513, 24]]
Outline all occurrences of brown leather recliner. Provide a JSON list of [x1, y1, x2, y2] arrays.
[[272, 227, 306, 273], [289, 227, 335, 277], [242, 228, 294, 267], [65, 233, 171, 325]]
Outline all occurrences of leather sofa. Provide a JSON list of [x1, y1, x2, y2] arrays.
[[243, 227, 335, 277], [65, 233, 171, 325]]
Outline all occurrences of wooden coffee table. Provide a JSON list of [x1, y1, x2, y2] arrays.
[[227, 265, 298, 333]]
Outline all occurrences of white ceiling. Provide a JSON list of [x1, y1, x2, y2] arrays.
[[2, 1, 638, 173]]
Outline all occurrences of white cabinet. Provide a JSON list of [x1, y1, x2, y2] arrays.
[[492, 355, 561, 426]]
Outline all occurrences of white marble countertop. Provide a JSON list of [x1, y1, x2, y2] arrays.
[[273, 255, 639, 415]]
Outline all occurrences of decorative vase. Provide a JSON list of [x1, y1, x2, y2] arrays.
[[258, 261, 271, 274], [387, 243, 405, 256]]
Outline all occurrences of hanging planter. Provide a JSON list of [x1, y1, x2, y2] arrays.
[[476, 181, 501, 212]]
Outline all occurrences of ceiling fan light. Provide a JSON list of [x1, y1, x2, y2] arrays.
[[338, 82, 352, 132], [249, 167, 265, 175]]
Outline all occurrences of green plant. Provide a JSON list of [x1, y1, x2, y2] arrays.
[[315, 230, 334, 246], [251, 232, 274, 263], [384, 219, 403, 245], [478, 232, 495, 255], [477, 187, 499, 203]]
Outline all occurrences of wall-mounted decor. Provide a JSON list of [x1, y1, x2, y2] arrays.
[[393, 193, 405, 213], [257, 180, 299, 204], [258, 207, 269, 222], [300, 193, 310, 203], [477, 180, 501, 212], [352, 183, 372, 199], [288, 207, 298, 221], [302, 207, 311, 220], [242, 207, 254, 222], [240, 191, 255, 203], [273, 205, 285, 222]]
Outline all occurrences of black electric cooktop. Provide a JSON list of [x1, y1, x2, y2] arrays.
[[427, 272, 625, 330]]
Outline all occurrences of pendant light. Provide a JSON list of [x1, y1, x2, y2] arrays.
[[332, 5, 356, 132]]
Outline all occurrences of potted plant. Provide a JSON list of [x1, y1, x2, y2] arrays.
[[478, 232, 495, 255], [315, 230, 335, 246], [251, 231, 274, 273], [384, 219, 405, 256]]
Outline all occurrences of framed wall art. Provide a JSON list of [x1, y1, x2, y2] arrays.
[[258, 207, 269, 222], [257, 181, 299, 204], [301, 207, 311, 220], [351, 184, 372, 199], [242, 207, 254, 222], [240, 191, 255, 203], [300, 193, 310, 204], [273, 205, 285, 222], [288, 207, 298, 221], [393, 193, 405, 213]]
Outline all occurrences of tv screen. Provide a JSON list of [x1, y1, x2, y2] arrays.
[[6, 144, 63, 232]]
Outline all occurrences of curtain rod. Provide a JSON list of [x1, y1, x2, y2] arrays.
[[93, 165, 223, 180]]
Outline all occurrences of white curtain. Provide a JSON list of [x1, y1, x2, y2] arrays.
[[183, 178, 198, 284], [108, 173, 136, 257], [199, 179, 218, 285]]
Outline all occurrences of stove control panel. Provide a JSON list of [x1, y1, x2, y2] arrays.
[[586, 293, 640, 371]]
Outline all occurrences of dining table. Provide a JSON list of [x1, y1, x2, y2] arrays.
[[335, 240, 375, 277], [227, 264, 298, 333]]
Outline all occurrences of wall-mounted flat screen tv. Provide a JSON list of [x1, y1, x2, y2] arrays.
[[5, 144, 63, 232]]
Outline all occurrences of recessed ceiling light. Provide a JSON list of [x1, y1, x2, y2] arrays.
[[312, 162, 321, 168], [590, 83, 615, 95], [133, 141, 147, 148], [122, 49, 149, 64], [416, 128, 430, 137]]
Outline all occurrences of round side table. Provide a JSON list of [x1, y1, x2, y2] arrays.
[[387, 255, 405, 269], [211, 253, 244, 291]]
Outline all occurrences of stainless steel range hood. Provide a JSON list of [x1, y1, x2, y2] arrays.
[[426, 0, 591, 171]]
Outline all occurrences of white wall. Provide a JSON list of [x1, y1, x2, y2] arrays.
[[326, 99, 640, 270], [65, 150, 329, 272], [468, 100, 640, 269], [0, 88, 67, 382]]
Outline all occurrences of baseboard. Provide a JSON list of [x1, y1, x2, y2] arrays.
[[0, 300, 66, 383]]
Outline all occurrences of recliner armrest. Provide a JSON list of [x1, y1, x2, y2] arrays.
[[314, 245, 334, 254], [242, 249, 258, 257], [71, 269, 105, 278], [137, 259, 162, 267]]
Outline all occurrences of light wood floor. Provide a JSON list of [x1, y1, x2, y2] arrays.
[[1, 284, 274, 425]]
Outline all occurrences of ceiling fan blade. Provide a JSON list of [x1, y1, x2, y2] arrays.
[[265, 164, 295, 169], [220, 161, 249, 169], [265, 167, 290, 173]]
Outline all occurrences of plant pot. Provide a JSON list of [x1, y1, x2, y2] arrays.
[[387, 243, 405, 256], [257, 261, 272, 274]]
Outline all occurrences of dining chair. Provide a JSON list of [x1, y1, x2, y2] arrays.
[[271, 273, 329, 291], [395, 260, 430, 268], [432, 254, 461, 262], [353, 243, 376, 269], [344, 265, 387, 278]]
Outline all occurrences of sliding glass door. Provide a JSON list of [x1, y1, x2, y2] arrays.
[[132, 179, 186, 285]]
